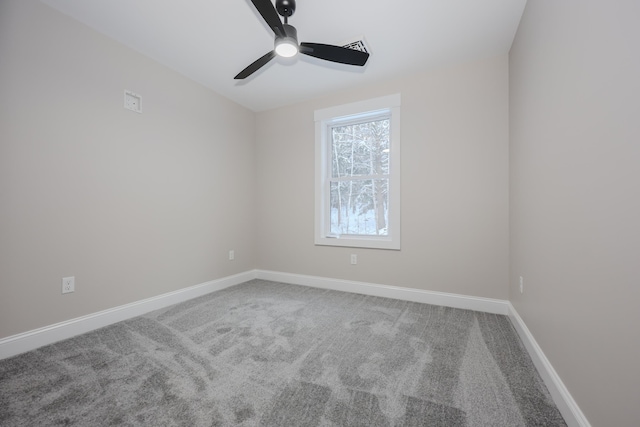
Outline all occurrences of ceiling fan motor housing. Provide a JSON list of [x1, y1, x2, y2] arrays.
[[281, 24, 297, 42]]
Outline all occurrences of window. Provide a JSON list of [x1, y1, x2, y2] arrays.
[[315, 94, 401, 250]]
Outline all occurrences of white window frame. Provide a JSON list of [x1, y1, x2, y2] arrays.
[[314, 94, 401, 250]]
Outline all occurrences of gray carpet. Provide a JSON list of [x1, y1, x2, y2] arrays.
[[0, 279, 566, 426]]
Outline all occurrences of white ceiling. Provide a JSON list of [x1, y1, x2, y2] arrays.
[[40, 0, 527, 112]]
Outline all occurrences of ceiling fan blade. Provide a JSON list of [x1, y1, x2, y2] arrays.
[[251, 0, 286, 37], [299, 43, 369, 66], [234, 50, 277, 79]]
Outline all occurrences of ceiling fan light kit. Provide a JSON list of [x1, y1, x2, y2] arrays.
[[274, 24, 298, 57], [235, 0, 369, 79]]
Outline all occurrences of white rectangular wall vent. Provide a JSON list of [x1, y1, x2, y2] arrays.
[[124, 90, 142, 113]]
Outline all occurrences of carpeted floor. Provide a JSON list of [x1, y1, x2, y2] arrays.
[[0, 279, 566, 426]]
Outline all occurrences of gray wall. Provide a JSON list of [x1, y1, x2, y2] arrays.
[[6, 0, 635, 424], [509, 1, 640, 425], [255, 56, 510, 300], [0, 1, 256, 338], [1, 1, 510, 337]]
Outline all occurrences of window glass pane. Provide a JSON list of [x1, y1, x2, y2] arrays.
[[330, 179, 389, 235], [331, 119, 390, 178]]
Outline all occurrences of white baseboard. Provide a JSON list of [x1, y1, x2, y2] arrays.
[[256, 270, 588, 426], [0, 270, 508, 361], [508, 303, 591, 427], [255, 270, 510, 315], [0, 270, 257, 360], [0, 268, 588, 427]]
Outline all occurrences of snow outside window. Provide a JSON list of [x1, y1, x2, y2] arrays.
[[314, 94, 401, 250]]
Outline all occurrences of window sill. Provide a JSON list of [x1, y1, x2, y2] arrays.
[[315, 235, 400, 250]]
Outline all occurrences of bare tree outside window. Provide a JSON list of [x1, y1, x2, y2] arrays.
[[329, 118, 390, 236]]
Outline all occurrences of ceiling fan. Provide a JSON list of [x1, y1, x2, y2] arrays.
[[235, 0, 370, 79]]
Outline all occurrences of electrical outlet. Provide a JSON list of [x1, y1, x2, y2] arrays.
[[350, 254, 357, 265], [229, 250, 235, 260], [62, 276, 75, 294], [519, 276, 524, 294]]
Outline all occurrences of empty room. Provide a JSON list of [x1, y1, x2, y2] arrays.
[[1, 0, 638, 425]]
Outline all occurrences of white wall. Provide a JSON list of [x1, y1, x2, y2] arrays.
[[509, 1, 640, 425], [255, 56, 509, 300], [0, 0, 256, 338]]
